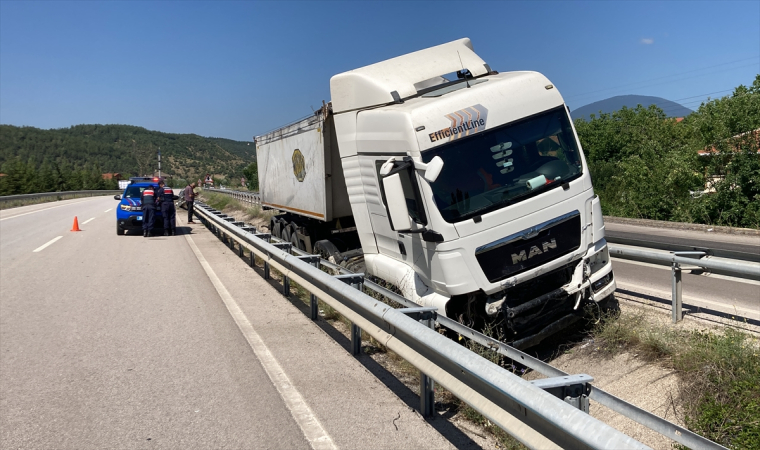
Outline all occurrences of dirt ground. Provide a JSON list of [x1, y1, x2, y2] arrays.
[[523, 304, 685, 450]]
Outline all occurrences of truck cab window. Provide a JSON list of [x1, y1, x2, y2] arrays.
[[376, 160, 427, 225]]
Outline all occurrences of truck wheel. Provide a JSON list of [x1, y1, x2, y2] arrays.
[[116, 224, 123, 236], [290, 231, 304, 251], [281, 226, 291, 243], [598, 294, 620, 316], [313, 240, 341, 262], [272, 222, 281, 241]]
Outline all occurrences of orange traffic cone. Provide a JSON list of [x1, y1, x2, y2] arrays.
[[71, 216, 81, 232]]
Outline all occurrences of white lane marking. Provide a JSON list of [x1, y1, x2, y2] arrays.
[[104, 208, 113, 213], [184, 233, 336, 450], [612, 257, 760, 286], [0, 198, 94, 221], [82, 217, 96, 225], [616, 280, 759, 317], [33, 236, 63, 253]]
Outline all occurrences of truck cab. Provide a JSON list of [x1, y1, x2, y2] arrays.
[[329, 38, 615, 347]]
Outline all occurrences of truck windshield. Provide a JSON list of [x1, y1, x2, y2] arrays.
[[422, 106, 583, 223]]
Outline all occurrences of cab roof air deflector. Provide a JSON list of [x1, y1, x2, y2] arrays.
[[330, 38, 489, 113]]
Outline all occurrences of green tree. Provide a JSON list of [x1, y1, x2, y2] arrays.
[[575, 104, 700, 221], [243, 161, 258, 191], [575, 75, 760, 228]]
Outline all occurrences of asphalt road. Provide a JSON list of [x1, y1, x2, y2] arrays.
[[606, 222, 759, 325], [606, 221, 760, 260], [0, 197, 462, 450]]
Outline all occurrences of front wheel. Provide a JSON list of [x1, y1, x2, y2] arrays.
[[116, 223, 123, 236]]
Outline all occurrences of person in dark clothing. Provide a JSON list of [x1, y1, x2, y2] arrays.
[[184, 182, 196, 224], [156, 180, 177, 236], [141, 185, 157, 237]]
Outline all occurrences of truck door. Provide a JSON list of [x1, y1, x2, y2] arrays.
[[367, 157, 422, 265]]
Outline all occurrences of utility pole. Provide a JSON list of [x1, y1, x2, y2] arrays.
[[158, 147, 161, 178]]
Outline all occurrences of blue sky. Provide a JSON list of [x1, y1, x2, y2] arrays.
[[1, 1, 758, 142]]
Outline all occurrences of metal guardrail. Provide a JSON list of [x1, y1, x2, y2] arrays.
[[205, 187, 261, 205], [609, 244, 760, 323], [607, 235, 760, 263], [192, 203, 734, 450], [204, 186, 749, 448], [191, 202, 653, 450], [0, 190, 121, 208]]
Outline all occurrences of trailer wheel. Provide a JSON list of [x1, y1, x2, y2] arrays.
[[272, 221, 281, 241], [281, 225, 291, 242], [290, 231, 304, 251]]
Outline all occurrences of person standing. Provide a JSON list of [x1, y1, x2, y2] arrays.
[[141, 184, 157, 237], [156, 180, 177, 235], [184, 182, 196, 224]]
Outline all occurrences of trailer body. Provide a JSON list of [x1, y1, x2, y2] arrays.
[[255, 38, 616, 348]]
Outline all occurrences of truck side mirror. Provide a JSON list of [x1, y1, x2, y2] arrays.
[[383, 173, 412, 231], [114, 195, 121, 200], [423, 156, 444, 182]]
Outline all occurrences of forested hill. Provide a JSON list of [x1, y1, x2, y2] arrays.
[[0, 124, 256, 182]]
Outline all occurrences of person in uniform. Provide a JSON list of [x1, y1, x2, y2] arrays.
[[141, 184, 157, 237], [156, 180, 177, 236]]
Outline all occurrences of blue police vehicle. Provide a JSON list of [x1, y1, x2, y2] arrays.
[[114, 177, 165, 235]]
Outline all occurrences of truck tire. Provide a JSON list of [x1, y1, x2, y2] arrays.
[[116, 224, 123, 236], [281, 226, 291, 243], [313, 240, 341, 262], [272, 221, 281, 241], [290, 231, 304, 251], [598, 294, 620, 316]]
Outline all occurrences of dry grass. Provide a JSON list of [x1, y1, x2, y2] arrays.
[[591, 308, 760, 449], [199, 191, 276, 229]]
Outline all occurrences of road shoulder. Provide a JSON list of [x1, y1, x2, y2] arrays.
[[180, 217, 461, 450]]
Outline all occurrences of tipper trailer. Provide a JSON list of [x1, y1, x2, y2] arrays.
[[255, 38, 616, 348]]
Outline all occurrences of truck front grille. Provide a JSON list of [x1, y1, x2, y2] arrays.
[[475, 211, 581, 283]]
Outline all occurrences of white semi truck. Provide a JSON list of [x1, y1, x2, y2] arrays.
[[255, 38, 615, 348]]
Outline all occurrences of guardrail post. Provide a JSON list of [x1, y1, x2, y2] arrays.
[[420, 316, 436, 417], [672, 262, 682, 323], [272, 243, 293, 296], [397, 307, 438, 417], [350, 322, 361, 355], [335, 274, 365, 355], [298, 256, 321, 320], [253, 233, 271, 242], [529, 374, 593, 414]]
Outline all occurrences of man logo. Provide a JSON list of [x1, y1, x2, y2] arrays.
[[511, 238, 558, 264], [292, 149, 306, 182]]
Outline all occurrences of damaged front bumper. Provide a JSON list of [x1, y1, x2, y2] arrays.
[[492, 240, 616, 348]]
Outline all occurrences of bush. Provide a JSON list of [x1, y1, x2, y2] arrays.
[[592, 310, 760, 449]]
